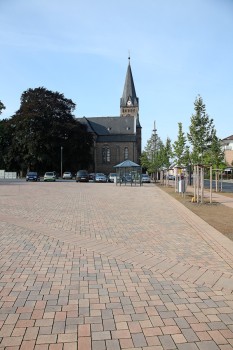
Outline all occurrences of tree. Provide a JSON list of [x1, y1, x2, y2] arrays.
[[0, 100, 5, 115], [161, 137, 173, 169], [1, 87, 93, 173], [187, 95, 215, 164], [204, 129, 225, 168], [140, 126, 163, 176], [173, 122, 188, 166]]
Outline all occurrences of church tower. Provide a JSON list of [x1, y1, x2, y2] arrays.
[[120, 57, 141, 162], [120, 57, 139, 122]]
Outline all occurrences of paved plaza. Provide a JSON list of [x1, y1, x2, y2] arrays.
[[0, 181, 233, 350]]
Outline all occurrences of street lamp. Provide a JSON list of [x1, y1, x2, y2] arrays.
[[61, 146, 63, 178]]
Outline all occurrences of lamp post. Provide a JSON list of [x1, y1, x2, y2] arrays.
[[61, 146, 63, 178]]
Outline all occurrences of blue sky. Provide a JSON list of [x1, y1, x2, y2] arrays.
[[0, 0, 232, 149]]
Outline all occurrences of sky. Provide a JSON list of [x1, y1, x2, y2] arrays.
[[0, 0, 233, 150]]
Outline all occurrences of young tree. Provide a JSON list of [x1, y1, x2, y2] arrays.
[[161, 137, 173, 169], [204, 129, 225, 168], [187, 95, 215, 164], [140, 126, 163, 176], [173, 122, 187, 166]]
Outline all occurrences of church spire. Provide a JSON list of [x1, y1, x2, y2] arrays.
[[120, 57, 139, 108]]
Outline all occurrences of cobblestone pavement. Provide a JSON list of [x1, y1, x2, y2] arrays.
[[0, 181, 233, 350]]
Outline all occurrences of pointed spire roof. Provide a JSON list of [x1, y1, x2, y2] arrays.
[[120, 57, 139, 107]]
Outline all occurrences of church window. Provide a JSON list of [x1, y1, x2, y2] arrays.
[[102, 147, 110, 163], [106, 147, 110, 162], [124, 147, 129, 160]]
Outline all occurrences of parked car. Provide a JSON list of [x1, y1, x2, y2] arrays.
[[122, 174, 132, 183], [76, 170, 89, 182], [88, 173, 95, 181], [108, 173, 117, 183], [62, 171, 73, 180], [95, 173, 107, 183], [44, 172, 56, 182], [26, 171, 40, 181], [141, 174, 151, 183]]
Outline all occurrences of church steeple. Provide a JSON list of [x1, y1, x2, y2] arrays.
[[120, 57, 139, 119]]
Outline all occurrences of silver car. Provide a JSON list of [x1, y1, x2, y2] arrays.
[[44, 172, 56, 182], [95, 173, 107, 183], [62, 171, 73, 180]]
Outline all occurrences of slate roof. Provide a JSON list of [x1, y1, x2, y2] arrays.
[[77, 116, 136, 136], [120, 59, 139, 107]]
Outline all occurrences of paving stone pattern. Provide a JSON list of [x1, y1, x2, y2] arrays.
[[0, 181, 233, 349]]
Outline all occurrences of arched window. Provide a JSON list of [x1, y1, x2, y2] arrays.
[[106, 147, 110, 163], [124, 147, 129, 160], [102, 147, 110, 163]]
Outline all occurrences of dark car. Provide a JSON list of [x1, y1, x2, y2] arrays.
[[26, 172, 40, 181], [88, 173, 95, 181], [122, 174, 132, 183], [76, 170, 89, 182]]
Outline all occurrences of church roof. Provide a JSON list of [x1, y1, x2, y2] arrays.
[[77, 116, 136, 136], [120, 58, 139, 107]]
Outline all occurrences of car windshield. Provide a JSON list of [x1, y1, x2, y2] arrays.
[[96, 173, 105, 176], [27, 172, 37, 175], [45, 172, 54, 176]]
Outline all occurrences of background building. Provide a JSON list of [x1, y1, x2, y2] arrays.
[[222, 135, 233, 166], [77, 58, 142, 174]]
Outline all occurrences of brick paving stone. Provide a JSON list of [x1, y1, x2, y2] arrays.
[[78, 336, 91, 350], [92, 340, 106, 350], [132, 332, 147, 347], [158, 334, 176, 349], [195, 340, 220, 349]]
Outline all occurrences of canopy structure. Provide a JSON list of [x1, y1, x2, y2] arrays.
[[114, 159, 142, 186]]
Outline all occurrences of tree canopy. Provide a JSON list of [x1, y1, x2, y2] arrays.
[[0, 87, 93, 174], [0, 100, 5, 115], [141, 95, 225, 175], [187, 95, 224, 167]]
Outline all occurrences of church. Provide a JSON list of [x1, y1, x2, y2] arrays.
[[77, 58, 142, 174]]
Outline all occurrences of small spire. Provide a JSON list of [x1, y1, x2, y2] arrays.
[[153, 121, 157, 133], [128, 50, 130, 64]]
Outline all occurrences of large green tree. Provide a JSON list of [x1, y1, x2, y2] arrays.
[[1, 87, 93, 174]]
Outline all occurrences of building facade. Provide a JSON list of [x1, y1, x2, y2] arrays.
[[77, 58, 142, 174], [221, 135, 233, 166]]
